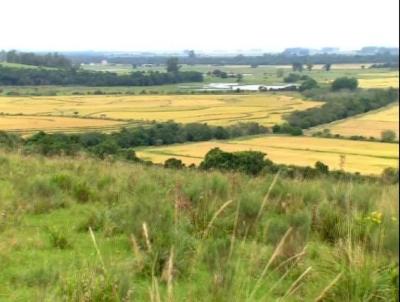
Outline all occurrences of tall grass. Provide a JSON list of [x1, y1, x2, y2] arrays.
[[0, 151, 398, 301]]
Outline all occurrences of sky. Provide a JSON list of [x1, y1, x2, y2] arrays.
[[1, 0, 398, 52]]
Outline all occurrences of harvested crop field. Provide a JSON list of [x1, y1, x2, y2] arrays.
[[137, 136, 399, 174], [358, 77, 399, 88], [311, 103, 399, 139], [0, 94, 321, 131], [0, 115, 125, 134]]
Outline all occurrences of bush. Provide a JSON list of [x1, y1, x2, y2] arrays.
[[199, 148, 270, 175], [272, 123, 303, 136], [48, 228, 72, 249], [299, 78, 319, 91], [72, 181, 93, 203], [381, 130, 397, 142], [164, 158, 185, 169], [315, 161, 329, 174], [283, 73, 302, 83], [331, 77, 358, 91], [381, 167, 399, 184]]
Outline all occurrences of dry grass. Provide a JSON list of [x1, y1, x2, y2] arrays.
[[311, 103, 399, 139], [137, 136, 399, 174], [0, 94, 321, 128]]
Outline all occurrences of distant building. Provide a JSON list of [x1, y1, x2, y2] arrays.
[[101, 60, 108, 65]]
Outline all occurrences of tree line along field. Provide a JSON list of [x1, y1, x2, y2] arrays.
[[136, 136, 399, 175], [0, 94, 321, 133], [310, 103, 400, 139], [0, 151, 398, 301], [80, 63, 399, 88]]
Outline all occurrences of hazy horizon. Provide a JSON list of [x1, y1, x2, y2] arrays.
[[1, 0, 399, 52]]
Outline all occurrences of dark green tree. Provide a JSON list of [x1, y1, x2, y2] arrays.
[[292, 62, 304, 72], [323, 63, 332, 71], [166, 57, 180, 73]]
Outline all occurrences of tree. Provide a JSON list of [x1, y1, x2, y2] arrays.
[[292, 62, 303, 72], [187, 50, 196, 59], [236, 74, 243, 82], [331, 77, 358, 91], [323, 63, 332, 71], [299, 78, 319, 91], [166, 57, 180, 73], [381, 130, 397, 142], [306, 64, 314, 71]]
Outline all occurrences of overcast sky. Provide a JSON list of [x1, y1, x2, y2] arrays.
[[1, 0, 398, 52]]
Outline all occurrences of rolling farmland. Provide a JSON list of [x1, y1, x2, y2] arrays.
[[310, 103, 399, 138], [0, 94, 321, 133], [137, 136, 399, 174]]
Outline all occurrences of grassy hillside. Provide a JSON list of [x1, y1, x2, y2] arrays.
[[0, 151, 398, 301]]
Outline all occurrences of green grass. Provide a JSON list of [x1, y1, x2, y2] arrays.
[[0, 151, 398, 301]]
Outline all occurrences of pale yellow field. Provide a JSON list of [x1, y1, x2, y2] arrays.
[[0, 115, 124, 134], [358, 77, 399, 88], [0, 95, 322, 131], [137, 136, 399, 175], [311, 103, 399, 139]]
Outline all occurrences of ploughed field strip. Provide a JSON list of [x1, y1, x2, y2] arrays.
[[0, 94, 321, 132], [136, 136, 399, 175], [310, 103, 400, 139]]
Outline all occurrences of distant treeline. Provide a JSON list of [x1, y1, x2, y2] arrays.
[[0, 121, 268, 157], [0, 66, 203, 86], [287, 88, 399, 129], [0, 50, 72, 68], [370, 62, 399, 69], [74, 53, 400, 66]]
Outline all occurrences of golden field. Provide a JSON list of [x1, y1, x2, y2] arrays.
[[358, 77, 399, 88], [0, 94, 321, 132], [0, 115, 125, 134], [311, 103, 399, 139], [137, 136, 399, 174]]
